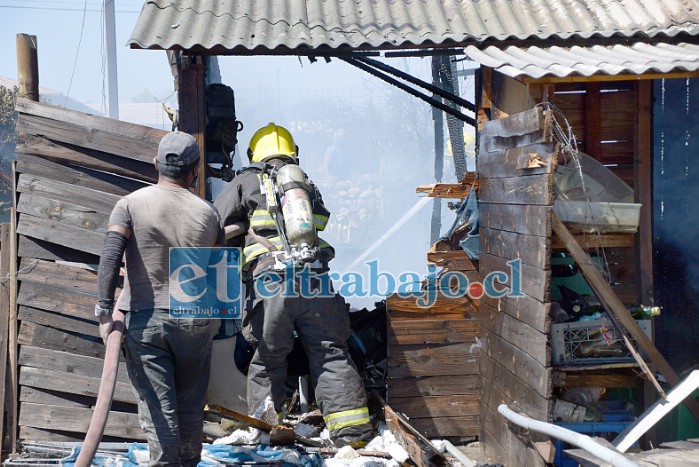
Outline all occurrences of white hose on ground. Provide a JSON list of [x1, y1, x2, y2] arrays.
[[497, 404, 638, 467], [75, 310, 126, 467]]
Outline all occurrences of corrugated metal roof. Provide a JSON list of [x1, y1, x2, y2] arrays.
[[128, 0, 699, 53], [465, 42, 699, 79]]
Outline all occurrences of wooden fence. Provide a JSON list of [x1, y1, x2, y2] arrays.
[[6, 98, 167, 446]]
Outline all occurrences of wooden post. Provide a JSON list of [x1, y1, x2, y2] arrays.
[[0, 224, 10, 453], [635, 80, 654, 305], [551, 214, 699, 421], [177, 54, 207, 199], [16, 34, 39, 102]]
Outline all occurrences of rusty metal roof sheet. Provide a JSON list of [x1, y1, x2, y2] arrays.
[[128, 0, 699, 53], [465, 42, 699, 79]]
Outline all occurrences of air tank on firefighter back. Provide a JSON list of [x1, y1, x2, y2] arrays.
[[276, 164, 317, 262]]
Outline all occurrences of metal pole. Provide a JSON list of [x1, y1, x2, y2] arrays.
[[104, 0, 119, 119]]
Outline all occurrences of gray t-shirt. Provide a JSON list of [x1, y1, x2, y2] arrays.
[[109, 185, 224, 311]]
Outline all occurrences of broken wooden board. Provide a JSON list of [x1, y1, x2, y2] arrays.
[[416, 183, 473, 199], [15, 98, 165, 163], [426, 249, 478, 271], [378, 394, 449, 467], [479, 143, 559, 178]]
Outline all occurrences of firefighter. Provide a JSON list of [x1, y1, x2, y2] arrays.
[[214, 123, 373, 447]]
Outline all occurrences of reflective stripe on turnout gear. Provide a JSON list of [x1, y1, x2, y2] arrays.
[[324, 407, 371, 431], [313, 213, 329, 231], [250, 209, 276, 229], [242, 235, 284, 263]]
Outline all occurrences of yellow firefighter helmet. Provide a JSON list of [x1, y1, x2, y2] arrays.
[[247, 122, 298, 163]]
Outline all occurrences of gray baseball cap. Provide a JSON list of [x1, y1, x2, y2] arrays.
[[157, 131, 200, 166]]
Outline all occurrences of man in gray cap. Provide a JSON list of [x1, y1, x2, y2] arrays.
[[96, 131, 224, 465]]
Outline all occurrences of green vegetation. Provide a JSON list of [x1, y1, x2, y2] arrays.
[[0, 85, 18, 222]]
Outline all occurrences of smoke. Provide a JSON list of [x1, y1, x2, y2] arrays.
[[217, 55, 475, 310]]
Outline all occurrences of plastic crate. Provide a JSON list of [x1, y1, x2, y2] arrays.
[[553, 200, 641, 233], [553, 401, 635, 467], [551, 318, 652, 365]]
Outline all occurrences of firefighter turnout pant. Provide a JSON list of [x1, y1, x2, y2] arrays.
[[244, 276, 372, 443]]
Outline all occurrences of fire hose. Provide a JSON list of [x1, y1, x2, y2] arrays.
[[75, 310, 126, 466]]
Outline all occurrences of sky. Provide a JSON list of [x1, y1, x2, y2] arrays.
[[0, 0, 476, 310], [0, 0, 400, 109]]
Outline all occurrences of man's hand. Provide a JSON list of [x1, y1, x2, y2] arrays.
[[99, 314, 115, 345]]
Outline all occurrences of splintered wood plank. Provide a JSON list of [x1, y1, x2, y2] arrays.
[[481, 128, 554, 154], [426, 250, 478, 271], [17, 214, 105, 256], [19, 365, 135, 405], [479, 301, 550, 366], [16, 173, 120, 214], [15, 153, 149, 196], [18, 321, 104, 359], [387, 374, 479, 398], [389, 394, 479, 418], [478, 173, 554, 206], [386, 290, 477, 316], [388, 342, 480, 378], [15, 98, 165, 162], [481, 227, 550, 269], [18, 258, 98, 294], [480, 352, 551, 425], [18, 236, 99, 264], [482, 328, 552, 398], [479, 202, 552, 237], [480, 107, 547, 139], [17, 193, 110, 234], [387, 318, 478, 346], [17, 134, 157, 184], [407, 416, 479, 438], [415, 183, 474, 199], [17, 281, 95, 320], [479, 143, 559, 178], [480, 292, 550, 335], [382, 401, 447, 467], [19, 402, 144, 440], [480, 253, 550, 303]]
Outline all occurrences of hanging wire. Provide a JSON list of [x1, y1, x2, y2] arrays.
[[64, 0, 90, 107], [536, 102, 613, 284]]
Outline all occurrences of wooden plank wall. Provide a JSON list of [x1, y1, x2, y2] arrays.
[[385, 282, 481, 439], [8, 98, 166, 443], [477, 107, 556, 467]]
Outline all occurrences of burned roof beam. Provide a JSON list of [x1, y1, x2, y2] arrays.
[[340, 56, 475, 127], [355, 55, 475, 112]]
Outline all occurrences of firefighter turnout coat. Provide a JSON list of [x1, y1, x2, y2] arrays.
[[213, 158, 373, 444]]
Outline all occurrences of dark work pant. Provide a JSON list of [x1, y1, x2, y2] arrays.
[[245, 281, 371, 440], [124, 309, 216, 467]]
